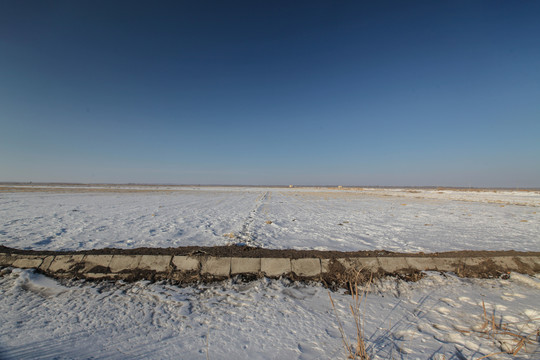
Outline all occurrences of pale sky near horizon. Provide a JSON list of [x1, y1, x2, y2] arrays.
[[1, 1, 539, 187]]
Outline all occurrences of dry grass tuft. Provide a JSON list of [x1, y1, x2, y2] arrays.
[[329, 272, 372, 359], [464, 301, 540, 359], [222, 233, 236, 239]]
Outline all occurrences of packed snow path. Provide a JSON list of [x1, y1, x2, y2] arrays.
[[1, 186, 539, 252]]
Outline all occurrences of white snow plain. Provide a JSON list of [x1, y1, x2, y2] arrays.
[[1, 186, 539, 359], [0, 186, 539, 252], [0, 269, 539, 359]]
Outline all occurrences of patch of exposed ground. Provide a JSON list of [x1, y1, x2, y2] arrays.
[[3, 244, 538, 259]]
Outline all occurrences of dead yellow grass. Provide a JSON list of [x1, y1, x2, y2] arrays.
[[329, 272, 372, 359], [453, 301, 540, 359]]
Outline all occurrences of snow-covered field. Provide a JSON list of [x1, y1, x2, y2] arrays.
[[1, 186, 539, 359], [0, 268, 539, 359], [1, 186, 539, 252]]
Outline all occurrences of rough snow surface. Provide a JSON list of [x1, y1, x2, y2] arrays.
[[1, 186, 539, 252], [1, 186, 539, 358], [0, 269, 538, 359]]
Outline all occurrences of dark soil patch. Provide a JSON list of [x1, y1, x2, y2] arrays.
[[1, 245, 538, 259]]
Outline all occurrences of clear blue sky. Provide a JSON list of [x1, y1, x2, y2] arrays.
[[1, 1, 539, 187]]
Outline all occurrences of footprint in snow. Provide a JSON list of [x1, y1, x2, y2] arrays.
[[523, 309, 540, 319], [434, 306, 451, 315], [458, 296, 474, 305], [297, 342, 324, 357], [502, 315, 519, 323], [325, 327, 341, 339], [432, 324, 452, 331], [440, 297, 459, 307], [392, 329, 418, 340]]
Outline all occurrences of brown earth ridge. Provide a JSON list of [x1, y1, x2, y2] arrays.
[[2, 245, 539, 259]]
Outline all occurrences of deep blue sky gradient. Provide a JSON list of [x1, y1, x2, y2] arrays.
[[1, 1, 539, 186]]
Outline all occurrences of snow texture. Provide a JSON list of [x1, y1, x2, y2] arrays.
[[1, 186, 539, 359], [0, 269, 538, 359], [1, 186, 539, 252]]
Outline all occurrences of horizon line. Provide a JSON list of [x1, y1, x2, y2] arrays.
[[1, 181, 539, 191]]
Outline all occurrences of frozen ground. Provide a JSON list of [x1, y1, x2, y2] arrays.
[[0, 186, 538, 252], [0, 268, 539, 359], [1, 186, 539, 359]]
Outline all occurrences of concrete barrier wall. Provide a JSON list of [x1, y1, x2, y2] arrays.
[[1, 251, 539, 284]]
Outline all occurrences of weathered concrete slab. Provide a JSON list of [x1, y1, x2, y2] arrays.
[[0, 254, 14, 267], [12, 256, 44, 269], [292, 258, 321, 277], [356, 257, 379, 272], [430, 257, 459, 272], [529, 256, 540, 267], [2, 249, 539, 285], [514, 256, 540, 272], [490, 256, 518, 271], [515, 256, 540, 266], [231, 257, 260, 274], [405, 257, 438, 270], [460, 257, 487, 267], [39, 256, 55, 271], [80, 255, 113, 273], [321, 259, 330, 273], [261, 258, 291, 277], [377, 257, 410, 273], [201, 257, 230, 277], [48, 255, 85, 272], [337, 257, 379, 272], [109, 255, 142, 273], [172, 256, 200, 272], [138, 255, 172, 272]]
